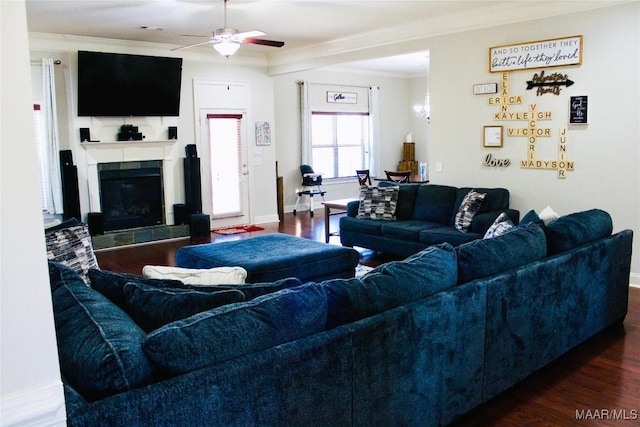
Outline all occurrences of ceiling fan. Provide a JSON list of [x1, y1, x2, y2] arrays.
[[171, 0, 284, 57]]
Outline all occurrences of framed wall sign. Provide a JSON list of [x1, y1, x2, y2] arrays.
[[489, 35, 583, 72], [483, 126, 503, 147], [326, 91, 357, 104], [255, 121, 271, 146], [569, 96, 588, 124], [473, 83, 498, 95]]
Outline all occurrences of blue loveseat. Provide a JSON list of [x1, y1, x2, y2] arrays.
[[340, 183, 520, 257], [49, 209, 632, 426]]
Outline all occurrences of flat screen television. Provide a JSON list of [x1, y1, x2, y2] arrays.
[[77, 50, 183, 117]]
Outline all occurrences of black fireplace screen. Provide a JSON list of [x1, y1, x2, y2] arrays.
[[99, 167, 164, 232]]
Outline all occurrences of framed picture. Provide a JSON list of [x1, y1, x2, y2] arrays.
[[255, 121, 271, 146], [483, 126, 503, 147], [569, 95, 588, 124]]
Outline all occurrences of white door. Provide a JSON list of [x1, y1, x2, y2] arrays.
[[199, 110, 250, 228]]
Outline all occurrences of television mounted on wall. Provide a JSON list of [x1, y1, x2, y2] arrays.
[[77, 50, 183, 117]]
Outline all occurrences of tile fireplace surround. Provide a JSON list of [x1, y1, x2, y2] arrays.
[[80, 140, 190, 249]]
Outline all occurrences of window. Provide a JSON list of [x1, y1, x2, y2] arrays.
[[310, 112, 369, 179]]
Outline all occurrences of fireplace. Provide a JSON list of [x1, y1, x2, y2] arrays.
[[98, 161, 164, 231]]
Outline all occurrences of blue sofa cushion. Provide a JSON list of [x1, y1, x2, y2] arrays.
[[380, 220, 442, 242], [88, 268, 183, 309], [123, 282, 246, 332], [520, 209, 543, 226], [340, 216, 382, 235], [143, 283, 328, 375], [323, 243, 458, 328], [357, 185, 399, 220], [419, 226, 481, 247], [456, 223, 547, 284], [49, 262, 155, 401], [544, 209, 613, 255], [180, 277, 303, 301], [392, 183, 420, 220], [411, 184, 458, 224]]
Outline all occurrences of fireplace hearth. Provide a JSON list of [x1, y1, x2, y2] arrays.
[[98, 161, 164, 232]]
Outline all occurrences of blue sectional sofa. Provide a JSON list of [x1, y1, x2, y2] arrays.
[[48, 209, 632, 427], [340, 183, 520, 257]]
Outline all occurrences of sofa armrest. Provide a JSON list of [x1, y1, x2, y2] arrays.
[[470, 209, 520, 234], [346, 200, 360, 217]]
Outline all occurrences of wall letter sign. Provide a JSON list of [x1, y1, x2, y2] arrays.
[[489, 35, 582, 73]]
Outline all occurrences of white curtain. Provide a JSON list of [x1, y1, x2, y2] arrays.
[[368, 86, 380, 177], [299, 81, 311, 165], [42, 58, 63, 214]]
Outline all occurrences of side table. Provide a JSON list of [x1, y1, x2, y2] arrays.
[[322, 198, 356, 243]]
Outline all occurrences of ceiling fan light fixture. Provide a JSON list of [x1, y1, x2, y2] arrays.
[[213, 39, 241, 57]]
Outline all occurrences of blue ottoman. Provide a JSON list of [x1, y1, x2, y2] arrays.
[[175, 233, 360, 283]]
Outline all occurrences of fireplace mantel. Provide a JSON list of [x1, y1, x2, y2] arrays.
[[81, 140, 179, 225]]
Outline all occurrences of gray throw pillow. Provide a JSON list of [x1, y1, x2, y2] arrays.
[[357, 185, 399, 220]]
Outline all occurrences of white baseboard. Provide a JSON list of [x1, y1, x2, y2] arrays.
[[254, 214, 280, 225], [630, 272, 640, 288], [1, 381, 66, 427]]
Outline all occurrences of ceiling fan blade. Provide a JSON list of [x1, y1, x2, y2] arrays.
[[179, 34, 211, 38], [243, 38, 285, 48], [171, 39, 214, 51], [236, 30, 266, 39]]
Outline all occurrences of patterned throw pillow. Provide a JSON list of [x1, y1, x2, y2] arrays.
[[454, 190, 486, 232], [357, 185, 399, 220], [483, 212, 514, 239], [46, 224, 98, 285]]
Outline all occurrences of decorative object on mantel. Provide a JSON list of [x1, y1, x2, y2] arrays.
[[212, 224, 265, 235], [117, 124, 144, 141], [526, 70, 574, 96]]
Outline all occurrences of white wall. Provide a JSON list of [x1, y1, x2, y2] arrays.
[[1, 1, 66, 426], [425, 2, 639, 281]]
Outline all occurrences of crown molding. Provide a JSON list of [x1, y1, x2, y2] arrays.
[[266, 1, 630, 75], [28, 32, 269, 68]]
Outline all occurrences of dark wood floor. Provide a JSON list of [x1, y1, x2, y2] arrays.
[[95, 211, 639, 426]]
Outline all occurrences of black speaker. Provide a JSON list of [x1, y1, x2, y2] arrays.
[[168, 126, 178, 140], [190, 214, 210, 239], [60, 150, 73, 167], [87, 212, 104, 236], [173, 203, 187, 225], [61, 165, 81, 221], [185, 144, 197, 158], [184, 157, 202, 215], [79, 128, 91, 142]]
